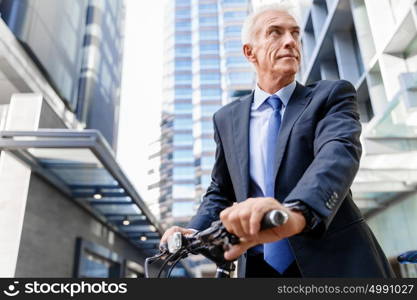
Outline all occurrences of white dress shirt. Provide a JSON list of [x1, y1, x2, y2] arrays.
[[249, 81, 297, 197]]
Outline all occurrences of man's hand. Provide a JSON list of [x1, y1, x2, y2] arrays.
[[219, 197, 306, 261], [159, 226, 196, 249]]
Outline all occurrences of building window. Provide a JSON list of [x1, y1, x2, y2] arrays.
[[199, 3, 217, 12], [172, 184, 195, 198], [173, 166, 195, 180], [223, 0, 246, 3], [226, 56, 248, 67], [201, 174, 211, 188], [200, 58, 220, 67], [176, 9, 191, 18], [175, 60, 192, 70], [200, 104, 220, 117], [201, 120, 213, 134], [173, 133, 193, 146], [223, 11, 246, 19], [175, 73, 192, 83], [199, 30, 218, 40], [74, 238, 123, 278], [175, 21, 190, 30], [228, 72, 253, 85], [173, 150, 194, 163], [224, 25, 242, 35], [173, 118, 193, 130], [199, 16, 218, 25], [201, 156, 215, 169], [172, 201, 195, 217], [224, 40, 242, 52], [176, 35, 191, 43], [200, 73, 220, 81], [201, 88, 221, 96], [176, 46, 192, 57], [200, 44, 219, 54], [174, 103, 192, 114], [175, 88, 192, 98], [202, 138, 216, 151]]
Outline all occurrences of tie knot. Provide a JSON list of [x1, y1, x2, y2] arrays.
[[266, 94, 282, 111]]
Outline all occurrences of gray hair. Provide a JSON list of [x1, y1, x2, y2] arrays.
[[241, 1, 300, 45]]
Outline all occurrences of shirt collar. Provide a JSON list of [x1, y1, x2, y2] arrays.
[[253, 81, 296, 110]]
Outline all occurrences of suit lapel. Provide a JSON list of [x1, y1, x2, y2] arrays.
[[273, 82, 312, 182], [230, 83, 311, 200], [232, 91, 253, 199]]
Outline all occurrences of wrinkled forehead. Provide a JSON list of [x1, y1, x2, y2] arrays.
[[254, 10, 299, 35]]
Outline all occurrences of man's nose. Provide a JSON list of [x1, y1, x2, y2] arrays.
[[282, 31, 297, 48]]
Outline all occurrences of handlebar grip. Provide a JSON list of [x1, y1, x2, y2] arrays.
[[260, 210, 289, 230], [397, 250, 417, 264]]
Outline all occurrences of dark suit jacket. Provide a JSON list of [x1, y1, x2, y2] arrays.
[[188, 80, 394, 277]]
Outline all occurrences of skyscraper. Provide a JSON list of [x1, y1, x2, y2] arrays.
[[158, 0, 195, 228], [155, 0, 253, 229]]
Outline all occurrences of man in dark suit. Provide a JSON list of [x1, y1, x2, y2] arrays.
[[161, 3, 394, 277]]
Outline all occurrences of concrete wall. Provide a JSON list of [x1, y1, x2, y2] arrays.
[[15, 174, 146, 277]]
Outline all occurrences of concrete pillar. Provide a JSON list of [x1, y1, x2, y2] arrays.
[[333, 31, 361, 84], [0, 93, 43, 276], [367, 66, 389, 116], [311, 1, 328, 40]]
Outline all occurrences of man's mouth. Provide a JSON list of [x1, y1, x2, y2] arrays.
[[278, 55, 297, 59]]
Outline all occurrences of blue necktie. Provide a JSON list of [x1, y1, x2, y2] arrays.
[[263, 94, 295, 274]]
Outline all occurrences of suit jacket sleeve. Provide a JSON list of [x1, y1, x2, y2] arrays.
[[187, 113, 236, 230], [283, 80, 362, 235]]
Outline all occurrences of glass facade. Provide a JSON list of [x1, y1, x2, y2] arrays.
[[0, 0, 87, 110], [0, 0, 125, 150], [158, 0, 195, 227], [219, 0, 254, 101]]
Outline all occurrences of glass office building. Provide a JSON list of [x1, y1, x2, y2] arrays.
[[159, 0, 195, 229], [296, 0, 417, 277], [155, 0, 253, 231]]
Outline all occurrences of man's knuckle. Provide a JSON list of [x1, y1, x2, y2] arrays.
[[220, 211, 227, 220], [238, 210, 250, 219], [249, 217, 259, 225], [253, 206, 263, 214]]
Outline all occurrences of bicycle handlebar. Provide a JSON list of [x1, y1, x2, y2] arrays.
[[145, 209, 289, 278]]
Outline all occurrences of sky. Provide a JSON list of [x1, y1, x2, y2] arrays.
[[117, 0, 166, 199]]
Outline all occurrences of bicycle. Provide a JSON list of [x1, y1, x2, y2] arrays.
[[145, 210, 289, 278]]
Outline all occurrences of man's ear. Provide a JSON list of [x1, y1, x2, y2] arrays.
[[243, 44, 257, 64]]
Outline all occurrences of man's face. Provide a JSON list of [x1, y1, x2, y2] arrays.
[[247, 10, 301, 77]]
